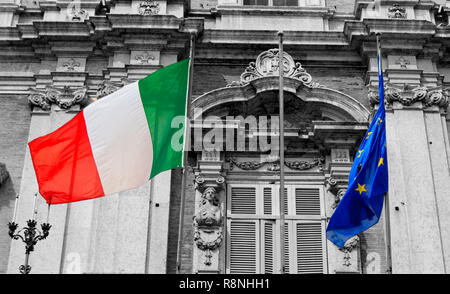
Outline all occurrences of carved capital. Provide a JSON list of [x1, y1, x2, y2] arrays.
[[368, 84, 450, 110], [28, 86, 88, 111]]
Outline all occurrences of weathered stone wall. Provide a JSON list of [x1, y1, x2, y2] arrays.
[[0, 94, 31, 273]]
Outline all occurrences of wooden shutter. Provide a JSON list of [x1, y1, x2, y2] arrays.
[[283, 222, 290, 273], [295, 188, 321, 216], [262, 221, 275, 274], [263, 187, 272, 215], [283, 188, 288, 215], [296, 222, 324, 274], [229, 221, 258, 274], [231, 186, 256, 214]]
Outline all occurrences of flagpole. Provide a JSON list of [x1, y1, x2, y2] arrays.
[[176, 33, 196, 274], [278, 31, 286, 275], [376, 32, 392, 273]]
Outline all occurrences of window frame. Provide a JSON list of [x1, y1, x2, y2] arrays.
[[226, 182, 328, 274]]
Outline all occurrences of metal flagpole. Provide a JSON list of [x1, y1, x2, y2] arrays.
[[376, 32, 392, 273], [176, 33, 196, 274], [278, 31, 286, 274]]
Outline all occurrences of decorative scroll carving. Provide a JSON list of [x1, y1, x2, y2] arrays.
[[340, 236, 360, 267], [138, 1, 160, 15], [227, 49, 322, 88], [368, 84, 450, 110], [0, 162, 9, 186], [28, 86, 88, 110], [96, 81, 121, 99], [387, 3, 407, 19], [228, 157, 324, 172]]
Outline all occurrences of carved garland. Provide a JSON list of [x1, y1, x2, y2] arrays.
[[228, 157, 324, 172]]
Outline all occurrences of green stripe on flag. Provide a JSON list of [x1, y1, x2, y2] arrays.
[[138, 58, 189, 179]]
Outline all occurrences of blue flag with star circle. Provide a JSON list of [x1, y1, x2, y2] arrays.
[[326, 56, 388, 247]]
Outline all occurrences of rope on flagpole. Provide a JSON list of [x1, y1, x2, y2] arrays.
[[176, 33, 196, 274]]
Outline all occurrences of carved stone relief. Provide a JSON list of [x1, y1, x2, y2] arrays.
[[28, 86, 88, 111], [340, 236, 360, 267], [67, 5, 89, 21], [227, 156, 324, 172], [226, 49, 322, 88], [193, 155, 225, 272], [96, 81, 122, 99], [138, 1, 160, 15], [387, 4, 407, 19]]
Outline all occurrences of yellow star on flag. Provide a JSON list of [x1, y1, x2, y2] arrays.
[[366, 132, 373, 140], [355, 183, 367, 195], [357, 150, 364, 158], [377, 118, 383, 126], [378, 157, 384, 167]]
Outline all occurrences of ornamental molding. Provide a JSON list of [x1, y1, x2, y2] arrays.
[[228, 157, 324, 172], [28, 86, 88, 111], [138, 1, 160, 16], [387, 3, 407, 19], [226, 49, 322, 89], [368, 84, 450, 110]]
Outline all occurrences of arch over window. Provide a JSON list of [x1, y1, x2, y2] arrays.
[[191, 49, 370, 122]]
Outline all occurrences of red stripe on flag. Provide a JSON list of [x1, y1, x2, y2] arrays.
[[29, 112, 105, 204]]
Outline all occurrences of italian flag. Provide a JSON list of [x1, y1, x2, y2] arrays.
[[29, 59, 190, 204]]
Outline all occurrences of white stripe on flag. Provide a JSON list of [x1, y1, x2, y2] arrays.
[[83, 82, 154, 195]]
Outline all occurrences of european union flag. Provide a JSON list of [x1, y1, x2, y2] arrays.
[[326, 53, 389, 247]]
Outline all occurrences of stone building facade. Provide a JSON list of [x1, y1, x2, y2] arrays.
[[1, 0, 450, 274]]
